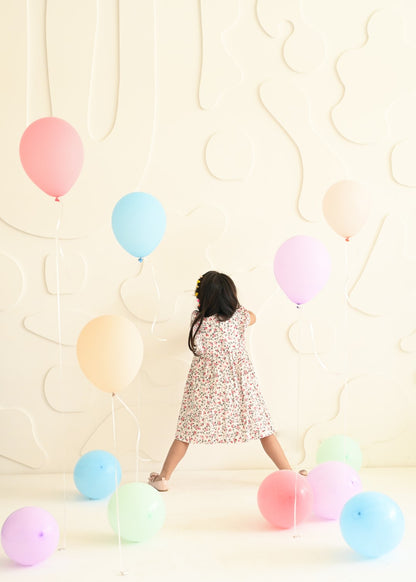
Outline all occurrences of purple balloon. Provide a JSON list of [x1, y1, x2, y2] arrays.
[[308, 461, 362, 520], [1, 506, 59, 566], [273, 235, 331, 305]]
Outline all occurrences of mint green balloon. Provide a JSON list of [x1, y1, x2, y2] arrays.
[[316, 435, 362, 471], [107, 483, 165, 542]]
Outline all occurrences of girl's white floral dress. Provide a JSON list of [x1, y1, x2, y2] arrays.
[[175, 306, 275, 444]]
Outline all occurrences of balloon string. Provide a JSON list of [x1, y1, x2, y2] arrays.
[[343, 240, 351, 461], [55, 202, 67, 551], [55, 202, 64, 371], [150, 263, 167, 342], [293, 473, 299, 539], [293, 305, 302, 539], [111, 394, 127, 576], [114, 394, 141, 483], [58, 471, 67, 552], [306, 320, 344, 375]]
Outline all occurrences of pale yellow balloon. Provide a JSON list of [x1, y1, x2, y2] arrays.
[[76, 315, 143, 393], [322, 180, 371, 240]]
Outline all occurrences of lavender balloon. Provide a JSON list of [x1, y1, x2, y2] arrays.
[[308, 461, 362, 520], [1, 507, 59, 566], [274, 235, 331, 306]]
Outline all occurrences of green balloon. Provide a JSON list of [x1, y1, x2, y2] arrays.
[[316, 435, 362, 471], [107, 482, 166, 542]]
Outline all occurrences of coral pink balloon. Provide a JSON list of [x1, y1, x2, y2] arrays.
[[257, 470, 313, 529], [1, 506, 59, 566], [19, 117, 84, 200], [322, 180, 370, 241], [308, 461, 362, 520], [76, 315, 143, 394], [273, 235, 331, 306]]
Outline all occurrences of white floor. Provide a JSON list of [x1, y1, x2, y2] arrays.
[[0, 468, 415, 581]]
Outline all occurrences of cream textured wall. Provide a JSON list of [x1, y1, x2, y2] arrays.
[[1, 0, 416, 475]]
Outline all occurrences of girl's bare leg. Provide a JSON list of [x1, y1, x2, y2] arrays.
[[152, 439, 189, 481], [260, 434, 291, 470]]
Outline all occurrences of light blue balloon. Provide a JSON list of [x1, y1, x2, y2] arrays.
[[111, 192, 166, 260], [74, 450, 122, 500], [340, 491, 405, 558]]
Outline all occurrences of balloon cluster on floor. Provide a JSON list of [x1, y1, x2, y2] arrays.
[[73, 450, 165, 543], [257, 436, 404, 559], [267, 182, 404, 558]]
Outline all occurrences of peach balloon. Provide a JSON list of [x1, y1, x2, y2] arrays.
[[322, 180, 370, 241], [76, 315, 143, 394]]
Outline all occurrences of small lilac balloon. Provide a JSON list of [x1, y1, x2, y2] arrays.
[[1, 507, 59, 566], [274, 235, 331, 306], [308, 461, 362, 520]]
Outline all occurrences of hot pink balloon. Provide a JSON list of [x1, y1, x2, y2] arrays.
[[308, 461, 362, 520], [19, 117, 84, 201], [257, 470, 313, 529], [273, 235, 331, 306]]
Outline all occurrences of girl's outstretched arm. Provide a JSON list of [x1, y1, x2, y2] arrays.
[[248, 311, 256, 326]]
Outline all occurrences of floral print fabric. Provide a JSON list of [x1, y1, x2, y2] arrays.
[[175, 306, 275, 444]]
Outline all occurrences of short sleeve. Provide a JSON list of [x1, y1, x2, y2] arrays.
[[237, 306, 251, 329]]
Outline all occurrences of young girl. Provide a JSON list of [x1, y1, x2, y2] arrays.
[[148, 271, 299, 491]]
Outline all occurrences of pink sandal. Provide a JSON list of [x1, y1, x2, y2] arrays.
[[148, 472, 169, 492]]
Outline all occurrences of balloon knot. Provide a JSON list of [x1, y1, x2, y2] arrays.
[[55, 197, 60, 202], [345, 237, 350, 242], [296, 304, 301, 309], [138, 257, 143, 263]]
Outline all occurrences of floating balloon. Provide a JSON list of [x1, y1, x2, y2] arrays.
[[74, 450, 122, 500], [19, 117, 84, 201], [108, 483, 166, 542], [112, 192, 166, 261], [1, 507, 59, 566], [76, 315, 143, 394], [308, 461, 362, 520], [257, 470, 313, 529], [273, 235, 331, 306], [316, 435, 362, 471], [322, 180, 371, 241], [340, 492, 405, 558]]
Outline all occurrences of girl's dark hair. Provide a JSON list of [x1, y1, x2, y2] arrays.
[[188, 271, 240, 355]]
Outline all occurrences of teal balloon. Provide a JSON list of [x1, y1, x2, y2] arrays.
[[107, 483, 165, 543], [111, 192, 166, 260], [74, 450, 121, 500], [340, 492, 405, 558], [316, 435, 362, 471]]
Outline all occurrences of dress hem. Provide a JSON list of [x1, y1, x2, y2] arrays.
[[174, 429, 276, 445]]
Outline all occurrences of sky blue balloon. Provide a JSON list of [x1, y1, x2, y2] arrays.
[[74, 450, 122, 500], [111, 192, 166, 260], [340, 491, 405, 558]]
